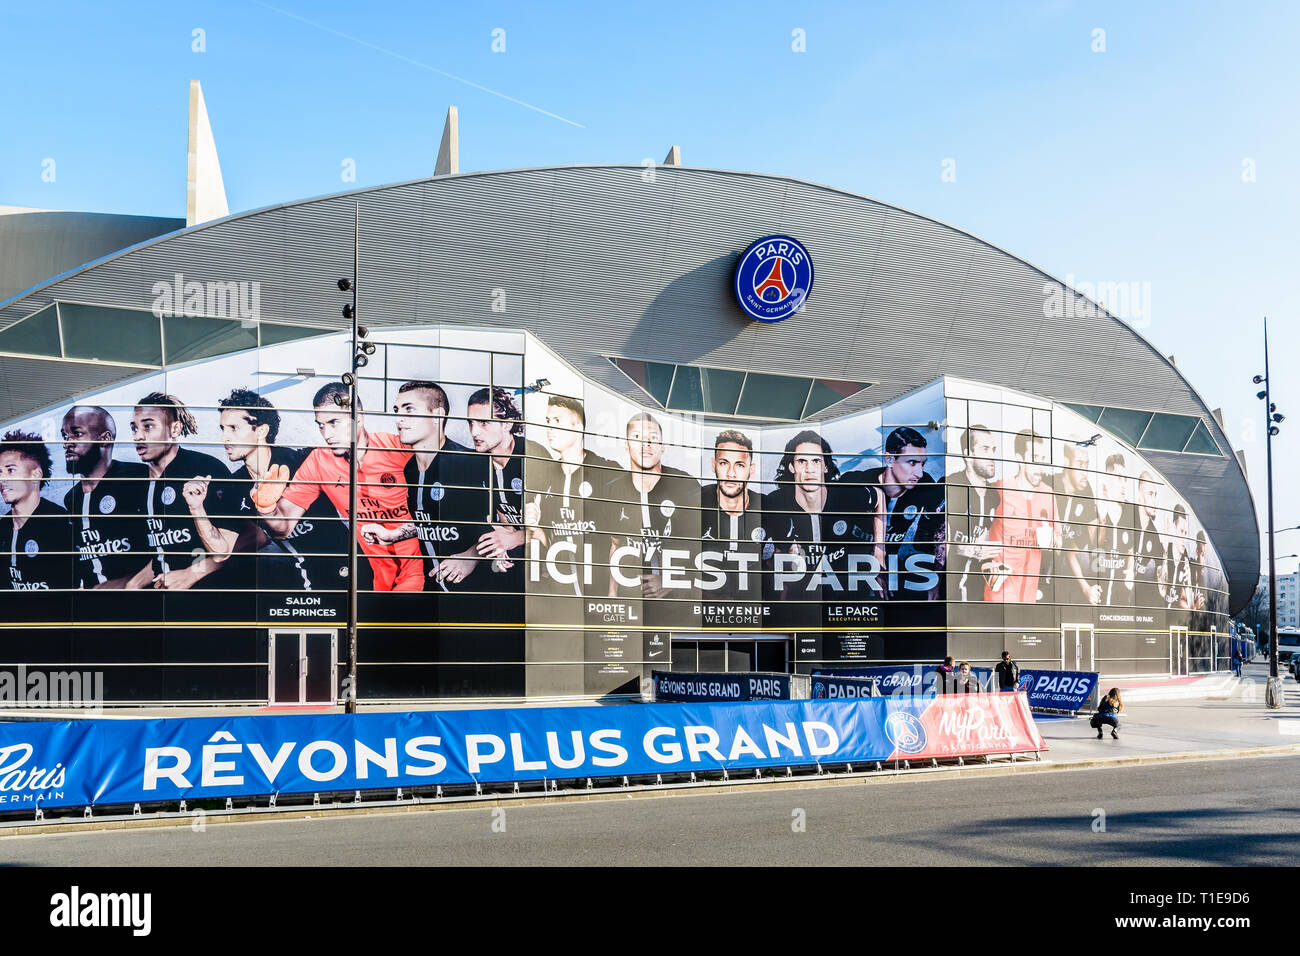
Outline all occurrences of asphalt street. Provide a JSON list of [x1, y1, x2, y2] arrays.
[[4, 754, 1297, 866]]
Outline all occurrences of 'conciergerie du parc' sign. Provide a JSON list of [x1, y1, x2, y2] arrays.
[[733, 235, 814, 322]]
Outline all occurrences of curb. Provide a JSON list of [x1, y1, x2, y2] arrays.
[[3, 743, 1296, 839]]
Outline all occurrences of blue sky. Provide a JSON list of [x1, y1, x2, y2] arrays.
[[2, 0, 1298, 573]]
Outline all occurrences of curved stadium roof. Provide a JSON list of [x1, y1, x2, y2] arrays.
[[0, 165, 1260, 613]]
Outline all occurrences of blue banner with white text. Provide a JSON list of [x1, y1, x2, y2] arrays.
[[810, 675, 878, 699], [1015, 670, 1098, 712], [652, 671, 791, 702], [815, 664, 995, 694], [0, 697, 1046, 810]]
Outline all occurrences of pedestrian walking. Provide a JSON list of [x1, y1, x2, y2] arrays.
[[1090, 687, 1124, 739]]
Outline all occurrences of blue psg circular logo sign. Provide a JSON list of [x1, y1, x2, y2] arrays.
[[733, 235, 814, 323]]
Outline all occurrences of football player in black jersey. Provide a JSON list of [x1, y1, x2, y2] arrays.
[[699, 429, 766, 603], [125, 392, 240, 590], [0, 431, 73, 592], [524, 394, 619, 598], [61, 405, 150, 589], [184, 388, 354, 594], [764, 430, 882, 604], [604, 412, 701, 604], [464, 386, 532, 587], [844, 427, 943, 600], [1167, 504, 1195, 610], [362, 380, 479, 590], [945, 425, 1000, 602], [1192, 531, 1220, 613], [1133, 470, 1166, 609], [1055, 442, 1102, 605]]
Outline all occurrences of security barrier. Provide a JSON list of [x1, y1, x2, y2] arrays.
[[650, 671, 797, 702], [814, 664, 995, 694], [0, 695, 1046, 815]]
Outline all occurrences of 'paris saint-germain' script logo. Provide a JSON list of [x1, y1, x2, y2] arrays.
[[733, 235, 814, 323]]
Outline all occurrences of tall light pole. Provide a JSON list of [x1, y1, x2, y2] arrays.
[[336, 201, 373, 715], [1255, 317, 1286, 708]]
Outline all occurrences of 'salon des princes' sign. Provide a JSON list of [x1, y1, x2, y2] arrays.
[[733, 235, 814, 322]]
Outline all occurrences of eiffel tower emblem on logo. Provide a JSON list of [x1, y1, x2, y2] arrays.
[[753, 257, 791, 300]]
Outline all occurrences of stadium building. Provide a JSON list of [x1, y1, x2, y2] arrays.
[[0, 95, 1257, 705]]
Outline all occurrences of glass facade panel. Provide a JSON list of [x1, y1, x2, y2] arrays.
[[700, 367, 746, 414], [1064, 403, 1104, 422], [1138, 413, 1198, 452], [260, 323, 328, 347], [1182, 421, 1220, 456], [804, 379, 861, 416], [736, 371, 811, 419], [0, 304, 61, 358], [666, 364, 703, 411], [643, 361, 675, 405], [164, 314, 258, 365], [60, 304, 162, 365], [1097, 406, 1153, 446]]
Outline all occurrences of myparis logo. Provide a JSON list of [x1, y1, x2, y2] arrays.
[[883, 710, 927, 754], [50, 886, 151, 937], [151, 272, 260, 324], [733, 235, 814, 323]]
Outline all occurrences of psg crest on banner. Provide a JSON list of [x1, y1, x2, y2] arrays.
[[733, 235, 814, 323]]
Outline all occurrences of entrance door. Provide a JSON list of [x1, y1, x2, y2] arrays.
[[670, 637, 791, 673], [1061, 624, 1095, 671], [269, 630, 338, 705], [1170, 626, 1189, 676]]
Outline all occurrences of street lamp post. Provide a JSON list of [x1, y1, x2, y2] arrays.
[[1256, 317, 1286, 708], [335, 201, 373, 715]]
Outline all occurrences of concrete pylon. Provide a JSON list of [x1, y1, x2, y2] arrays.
[[186, 80, 229, 227], [436, 106, 459, 176], [663, 145, 682, 166]]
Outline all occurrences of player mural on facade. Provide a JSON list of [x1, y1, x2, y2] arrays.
[[61, 405, 149, 589], [362, 380, 479, 589], [126, 392, 241, 591], [1094, 452, 1136, 606], [606, 412, 701, 602], [946, 425, 999, 602], [0, 334, 1231, 687], [464, 386, 532, 586], [1134, 470, 1166, 608], [184, 388, 354, 593], [699, 429, 768, 603], [984, 429, 1056, 603], [765, 431, 888, 601], [844, 426, 942, 599], [254, 383, 422, 592], [1167, 504, 1195, 610], [1054, 443, 1101, 605], [0, 431, 73, 591], [525, 394, 618, 598]]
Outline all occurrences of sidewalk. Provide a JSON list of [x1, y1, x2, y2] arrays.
[[1033, 660, 1300, 766]]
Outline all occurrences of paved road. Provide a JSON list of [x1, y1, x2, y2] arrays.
[[4, 754, 1297, 866]]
